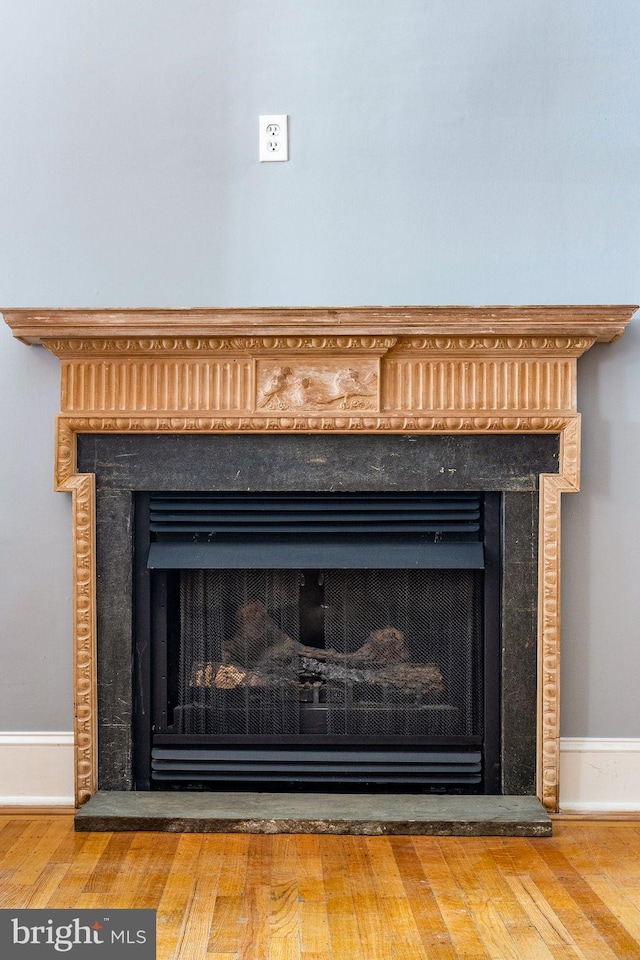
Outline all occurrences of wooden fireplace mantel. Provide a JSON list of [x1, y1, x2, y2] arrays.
[[3, 305, 636, 811]]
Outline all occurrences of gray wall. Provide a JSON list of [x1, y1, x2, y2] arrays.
[[0, 1, 638, 734]]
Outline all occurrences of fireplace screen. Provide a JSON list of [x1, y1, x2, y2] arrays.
[[136, 490, 498, 790], [174, 567, 482, 739]]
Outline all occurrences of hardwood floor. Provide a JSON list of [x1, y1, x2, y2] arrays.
[[2, 816, 640, 959]]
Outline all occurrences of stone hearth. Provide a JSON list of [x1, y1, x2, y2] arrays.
[[75, 792, 552, 837], [3, 305, 635, 823]]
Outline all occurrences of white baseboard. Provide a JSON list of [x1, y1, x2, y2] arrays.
[[560, 737, 640, 812], [0, 732, 75, 806], [0, 733, 638, 812]]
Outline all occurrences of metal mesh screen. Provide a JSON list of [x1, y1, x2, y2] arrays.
[[322, 569, 482, 737], [176, 569, 300, 735], [173, 567, 482, 740]]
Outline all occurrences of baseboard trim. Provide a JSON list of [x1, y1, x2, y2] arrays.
[[0, 733, 638, 812], [560, 737, 640, 813], [561, 737, 640, 753], [0, 732, 74, 807]]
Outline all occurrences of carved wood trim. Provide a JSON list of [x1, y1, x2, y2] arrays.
[[57, 352, 585, 417], [58, 414, 574, 434], [54, 424, 96, 807], [536, 416, 580, 811]]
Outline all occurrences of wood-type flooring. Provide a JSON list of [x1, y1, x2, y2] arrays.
[[2, 815, 640, 959]]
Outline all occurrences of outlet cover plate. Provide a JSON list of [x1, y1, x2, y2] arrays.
[[259, 114, 289, 162]]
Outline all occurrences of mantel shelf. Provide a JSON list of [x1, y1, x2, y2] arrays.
[[3, 304, 636, 345]]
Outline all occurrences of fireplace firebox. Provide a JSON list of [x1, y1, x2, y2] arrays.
[[134, 490, 501, 792]]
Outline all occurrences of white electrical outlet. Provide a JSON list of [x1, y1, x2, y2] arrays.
[[259, 114, 289, 162]]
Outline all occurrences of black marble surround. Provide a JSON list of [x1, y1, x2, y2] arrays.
[[76, 432, 559, 796]]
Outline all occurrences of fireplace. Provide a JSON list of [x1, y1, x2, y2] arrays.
[[3, 304, 634, 821]]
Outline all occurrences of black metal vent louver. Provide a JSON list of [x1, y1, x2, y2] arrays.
[[150, 746, 482, 785], [146, 492, 485, 569]]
